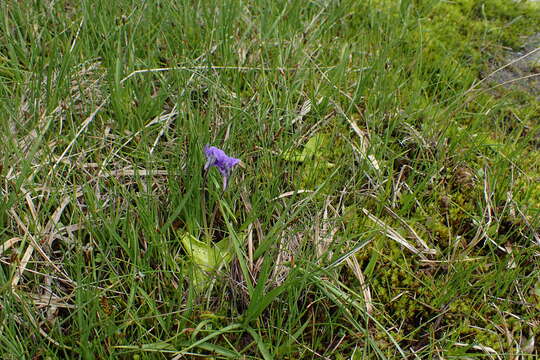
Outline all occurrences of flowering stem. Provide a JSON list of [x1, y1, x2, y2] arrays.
[[208, 188, 225, 239], [201, 170, 211, 243], [201, 145, 239, 242]]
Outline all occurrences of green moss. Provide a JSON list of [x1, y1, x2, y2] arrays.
[[345, 0, 540, 355], [361, 238, 434, 337], [522, 181, 540, 211], [357, 210, 536, 353], [403, 0, 540, 99]]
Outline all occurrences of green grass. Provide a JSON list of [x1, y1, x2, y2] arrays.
[[1, 0, 539, 358]]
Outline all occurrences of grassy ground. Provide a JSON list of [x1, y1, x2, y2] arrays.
[[1, 0, 539, 358]]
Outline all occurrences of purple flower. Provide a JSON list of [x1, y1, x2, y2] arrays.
[[203, 145, 240, 189]]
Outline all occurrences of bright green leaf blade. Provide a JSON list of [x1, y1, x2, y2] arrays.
[[281, 149, 306, 162], [302, 133, 328, 157]]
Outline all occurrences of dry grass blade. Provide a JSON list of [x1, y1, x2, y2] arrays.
[[12, 242, 34, 287], [520, 332, 535, 355], [383, 206, 437, 255], [43, 195, 72, 240], [515, 205, 540, 246], [98, 168, 170, 177], [362, 208, 428, 261], [332, 101, 380, 171], [9, 208, 75, 287], [24, 191, 40, 225], [11, 191, 39, 287], [467, 169, 508, 253], [0, 237, 22, 255], [314, 197, 338, 262], [271, 232, 302, 286], [345, 255, 373, 314], [119, 65, 350, 84], [150, 104, 178, 154], [246, 223, 254, 275], [51, 98, 108, 175], [239, 189, 263, 278], [272, 189, 313, 200], [12, 289, 74, 351], [453, 342, 502, 360], [330, 99, 365, 140], [27, 292, 76, 308], [292, 98, 312, 124]]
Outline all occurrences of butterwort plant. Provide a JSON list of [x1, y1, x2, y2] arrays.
[[179, 145, 242, 291]]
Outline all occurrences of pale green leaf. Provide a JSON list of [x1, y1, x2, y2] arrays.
[[179, 232, 235, 290], [281, 149, 306, 162], [302, 133, 328, 158]]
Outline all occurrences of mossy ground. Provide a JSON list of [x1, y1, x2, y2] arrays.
[[340, 0, 540, 355]]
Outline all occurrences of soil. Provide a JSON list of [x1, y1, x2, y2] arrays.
[[488, 32, 540, 98]]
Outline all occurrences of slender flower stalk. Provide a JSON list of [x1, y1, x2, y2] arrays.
[[201, 145, 241, 241]]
